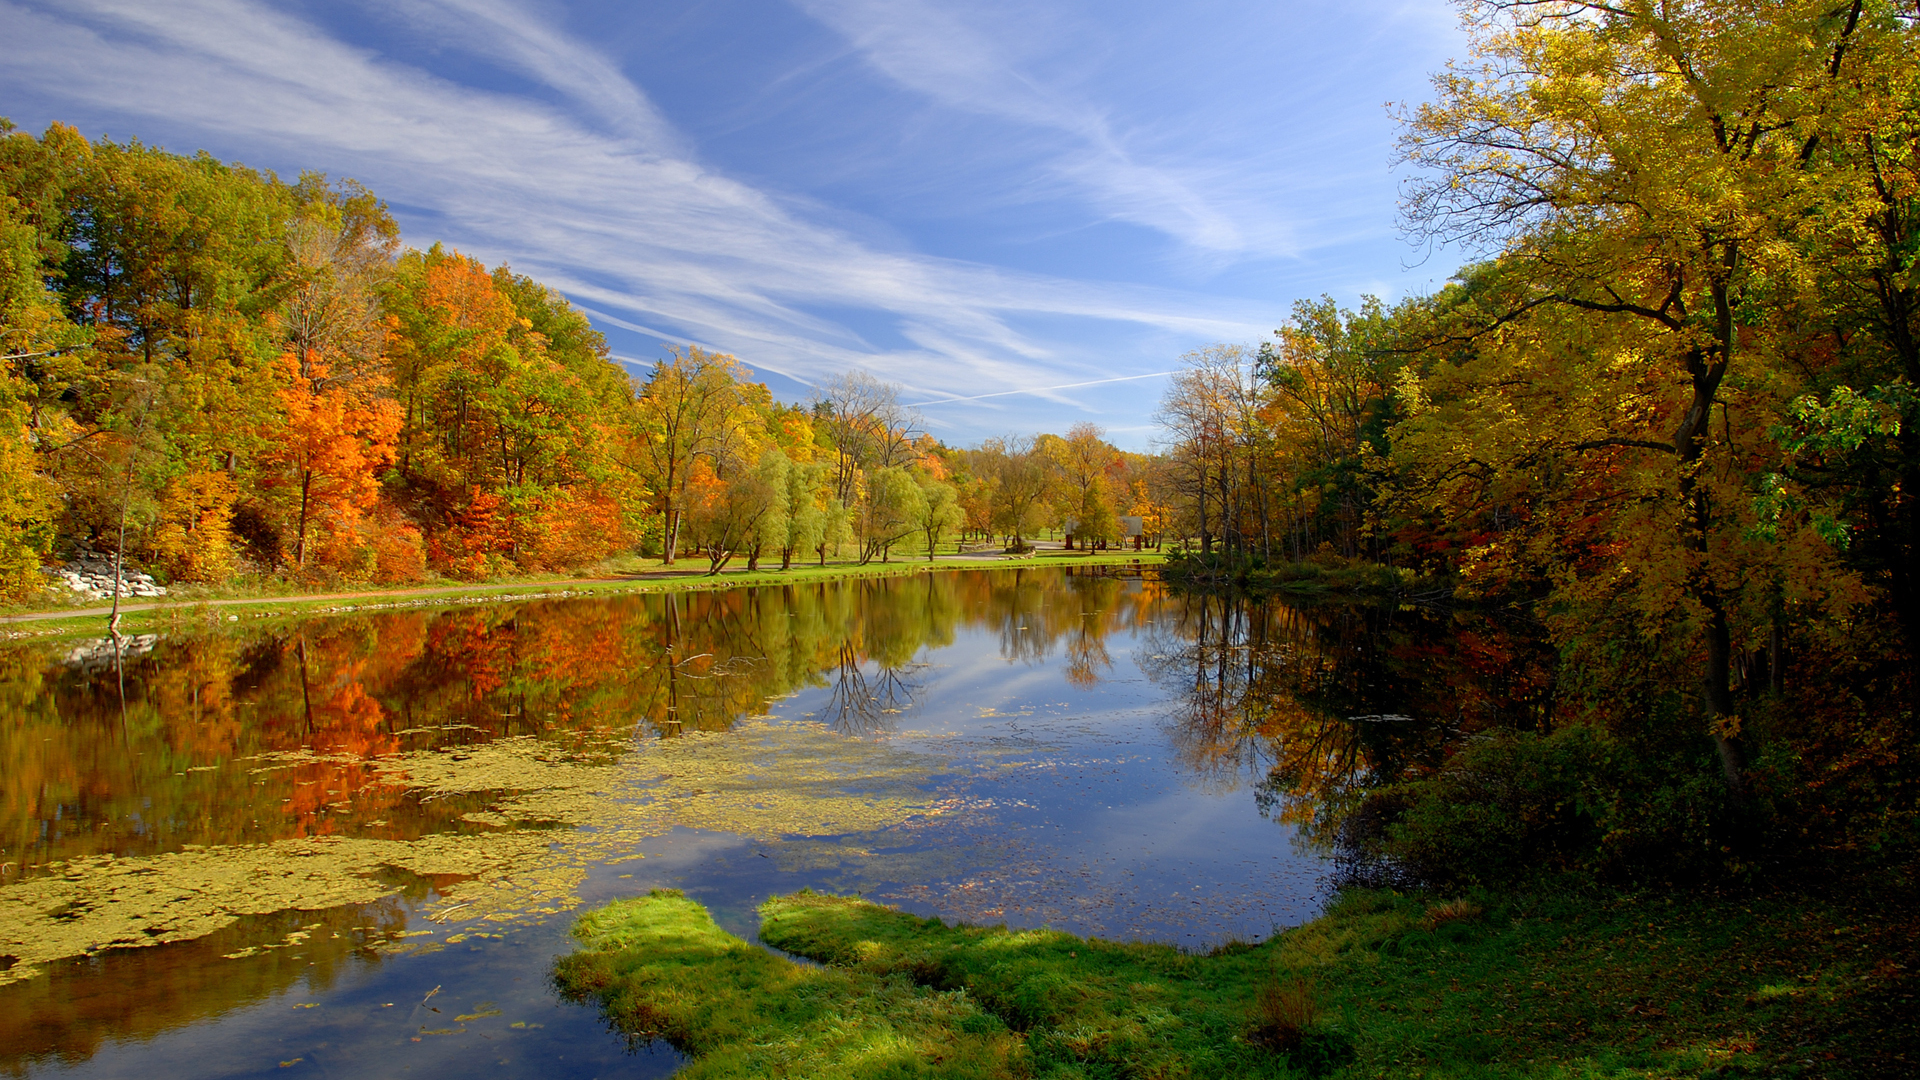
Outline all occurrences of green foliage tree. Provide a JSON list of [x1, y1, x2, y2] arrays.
[[859, 467, 926, 564], [914, 477, 963, 560]]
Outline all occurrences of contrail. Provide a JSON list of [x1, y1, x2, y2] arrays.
[[908, 370, 1177, 408]]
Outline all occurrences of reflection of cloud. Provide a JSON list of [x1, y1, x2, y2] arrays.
[[0, 0, 1272, 407]]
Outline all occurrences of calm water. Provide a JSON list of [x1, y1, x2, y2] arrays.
[[0, 567, 1552, 1079]]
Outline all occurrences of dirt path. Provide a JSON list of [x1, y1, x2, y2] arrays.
[[0, 575, 675, 624]]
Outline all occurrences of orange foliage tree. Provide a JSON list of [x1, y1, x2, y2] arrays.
[[259, 350, 401, 576]]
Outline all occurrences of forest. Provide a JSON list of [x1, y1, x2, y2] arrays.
[[1145, 0, 1920, 884], [0, 124, 1166, 598]]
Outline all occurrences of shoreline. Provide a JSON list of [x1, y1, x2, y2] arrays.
[[0, 550, 1164, 641]]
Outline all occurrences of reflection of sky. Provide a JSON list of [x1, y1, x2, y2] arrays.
[[804, 604, 1330, 943], [6, 584, 1326, 1079]]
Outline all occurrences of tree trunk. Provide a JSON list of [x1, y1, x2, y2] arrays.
[[1702, 591, 1747, 798], [1671, 277, 1739, 797], [296, 468, 312, 568], [1197, 463, 1211, 553]]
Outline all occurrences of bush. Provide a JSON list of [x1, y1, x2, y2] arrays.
[[1342, 725, 1743, 887]]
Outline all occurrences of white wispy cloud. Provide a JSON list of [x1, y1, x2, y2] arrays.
[[790, 0, 1299, 259], [0, 0, 1274, 421]]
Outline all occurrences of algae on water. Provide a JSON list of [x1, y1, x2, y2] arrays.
[[0, 719, 987, 986]]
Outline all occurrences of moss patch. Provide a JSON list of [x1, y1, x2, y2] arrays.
[[555, 889, 1023, 1079]]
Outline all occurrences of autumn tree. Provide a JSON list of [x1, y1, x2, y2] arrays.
[[1156, 346, 1266, 554], [1395, 0, 1890, 791], [258, 351, 401, 573], [814, 371, 921, 507], [1048, 422, 1121, 549], [977, 436, 1049, 548], [629, 346, 752, 564], [1261, 296, 1406, 559]]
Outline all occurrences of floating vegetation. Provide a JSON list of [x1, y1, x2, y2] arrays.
[[0, 719, 989, 986]]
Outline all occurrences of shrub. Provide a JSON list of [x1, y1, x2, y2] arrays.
[[1342, 724, 1743, 887], [369, 508, 426, 583]]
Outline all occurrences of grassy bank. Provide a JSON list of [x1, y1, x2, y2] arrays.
[[555, 879, 1915, 1079], [0, 549, 1163, 642]]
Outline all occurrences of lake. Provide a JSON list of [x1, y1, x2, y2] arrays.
[[0, 566, 1553, 1079]]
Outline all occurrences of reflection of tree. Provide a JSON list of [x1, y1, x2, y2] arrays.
[[0, 566, 1167, 879], [1064, 614, 1113, 688], [0, 897, 412, 1065], [819, 643, 924, 736], [1141, 593, 1557, 846]]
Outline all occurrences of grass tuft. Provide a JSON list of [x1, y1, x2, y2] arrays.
[[1420, 897, 1484, 931], [1247, 971, 1319, 1052]]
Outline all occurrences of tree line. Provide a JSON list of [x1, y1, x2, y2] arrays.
[[0, 123, 1169, 599]]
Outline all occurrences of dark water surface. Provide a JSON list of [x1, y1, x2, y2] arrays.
[[0, 567, 1551, 1079]]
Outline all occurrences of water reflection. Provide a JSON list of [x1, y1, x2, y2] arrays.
[[3, 899, 410, 1071], [0, 566, 1553, 1078], [1, 568, 1165, 885], [1139, 593, 1556, 844]]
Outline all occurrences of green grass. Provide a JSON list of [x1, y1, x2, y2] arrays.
[[555, 880, 1917, 1079], [0, 550, 1164, 641]]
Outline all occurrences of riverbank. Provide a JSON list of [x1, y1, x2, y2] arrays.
[[556, 875, 1916, 1079], [0, 549, 1164, 642]]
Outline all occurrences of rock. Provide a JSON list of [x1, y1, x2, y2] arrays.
[[44, 553, 170, 600]]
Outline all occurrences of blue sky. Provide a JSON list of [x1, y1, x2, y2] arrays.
[[0, 0, 1463, 448]]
